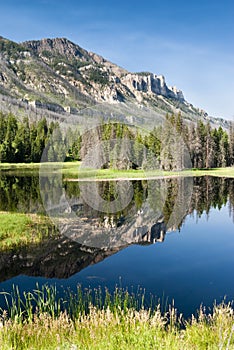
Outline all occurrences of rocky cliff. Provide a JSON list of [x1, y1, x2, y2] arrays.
[[0, 36, 228, 128], [22, 38, 185, 104]]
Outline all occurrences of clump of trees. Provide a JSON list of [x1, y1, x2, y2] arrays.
[[80, 114, 234, 170], [0, 112, 81, 163], [164, 113, 234, 169], [0, 110, 233, 169], [0, 113, 50, 163]]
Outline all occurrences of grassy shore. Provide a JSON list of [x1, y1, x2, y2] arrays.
[[0, 162, 81, 174], [0, 285, 233, 350], [62, 164, 234, 180], [1, 161, 234, 179], [0, 212, 57, 250]]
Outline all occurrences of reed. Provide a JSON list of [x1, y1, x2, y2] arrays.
[[0, 285, 233, 349]]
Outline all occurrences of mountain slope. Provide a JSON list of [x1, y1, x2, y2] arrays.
[[0, 36, 228, 128]]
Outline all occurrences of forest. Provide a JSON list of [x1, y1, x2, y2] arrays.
[[0, 111, 233, 169]]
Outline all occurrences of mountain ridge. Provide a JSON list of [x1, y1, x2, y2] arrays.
[[0, 35, 228, 128]]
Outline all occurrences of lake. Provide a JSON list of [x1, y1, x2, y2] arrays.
[[0, 173, 234, 318]]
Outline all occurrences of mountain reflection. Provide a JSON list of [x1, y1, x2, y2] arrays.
[[0, 174, 234, 281]]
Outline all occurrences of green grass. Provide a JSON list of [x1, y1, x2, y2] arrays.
[[1, 162, 234, 179], [62, 165, 234, 180], [190, 167, 234, 178], [0, 162, 41, 172], [0, 212, 57, 250], [0, 162, 81, 173], [0, 285, 233, 350]]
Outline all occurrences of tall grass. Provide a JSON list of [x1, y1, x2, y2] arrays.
[[0, 284, 148, 322], [0, 212, 58, 250], [0, 285, 233, 349]]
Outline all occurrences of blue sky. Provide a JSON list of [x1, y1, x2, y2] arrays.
[[0, 0, 233, 119]]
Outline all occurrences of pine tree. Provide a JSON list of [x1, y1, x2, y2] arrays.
[[4, 113, 18, 163], [0, 112, 7, 144], [204, 123, 215, 169], [14, 117, 31, 162], [228, 121, 234, 166]]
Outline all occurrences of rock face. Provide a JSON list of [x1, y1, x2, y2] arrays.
[[23, 37, 92, 62], [23, 38, 186, 104], [0, 35, 227, 127], [122, 73, 184, 102], [0, 37, 185, 108], [22, 38, 185, 103]]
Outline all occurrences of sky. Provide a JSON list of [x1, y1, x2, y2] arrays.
[[0, 0, 233, 119]]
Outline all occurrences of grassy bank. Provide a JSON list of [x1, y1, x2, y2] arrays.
[[1, 162, 234, 179], [0, 212, 57, 250], [0, 162, 81, 174], [63, 165, 234, 180], [0, 286, 233, 349]]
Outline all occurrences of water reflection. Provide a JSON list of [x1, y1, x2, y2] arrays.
[[0, 174, 43, 213], [0, 174, 234, 282], [40, 175, 194, 248]]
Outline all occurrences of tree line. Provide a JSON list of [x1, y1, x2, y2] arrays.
[[0, 112, 80, 163], [0, 111, 233, 169], [0, 113, 55, 163], [159, 113, 234, 169], [80, 113, 234, 170]]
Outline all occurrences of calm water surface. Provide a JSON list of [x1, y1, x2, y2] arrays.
[[0, 173, 233, 317]]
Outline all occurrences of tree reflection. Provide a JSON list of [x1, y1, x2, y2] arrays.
[[0, 174, 234, 280]]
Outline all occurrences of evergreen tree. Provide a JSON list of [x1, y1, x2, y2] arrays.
[[14, 117, 31, 162], [4, 114, 18, 163], [229, 121, 234, 166], [204, 123, 215, 169], [0, 112, 7, 144]]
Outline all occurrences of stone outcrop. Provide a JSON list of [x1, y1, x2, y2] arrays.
[[0, 35, 227, 126], [21, 38, 185, 104], [121, 73, 184, 101], [23, 37, 91, 62]]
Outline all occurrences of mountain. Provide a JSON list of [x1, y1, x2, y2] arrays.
[[0, 36, 228, 128]]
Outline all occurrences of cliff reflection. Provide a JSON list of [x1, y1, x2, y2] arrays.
[[0, 175, 234, 281]]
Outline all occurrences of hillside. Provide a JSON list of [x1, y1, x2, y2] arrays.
[[0, 36, 228, 128]]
